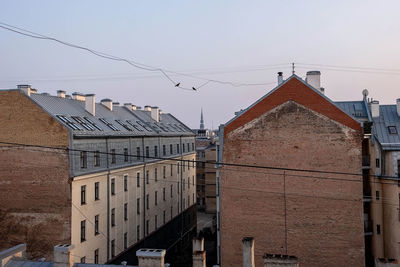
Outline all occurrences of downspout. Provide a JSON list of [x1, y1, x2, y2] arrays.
[[216, 125, 224, 265], [142, 136, 146, 241], [180, 135, 183, 237], [106, 137, 110, 260]]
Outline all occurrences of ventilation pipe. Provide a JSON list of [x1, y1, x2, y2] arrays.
[[85, 94, 95, 116], [101, 98, 113, 111]]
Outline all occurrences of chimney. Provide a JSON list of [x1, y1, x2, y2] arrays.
[[277, 72, 283, 85], [72, 92, 86, 101], [193, 237, 205, 253], [263, 254, 299, 267], [370, 100, 380, 118], [124, 103, 133, 110], [101, 99, 113, 111], [136, 249, 166, 267], [31, 88, 38, 94], [306, 71, 321, 92], [18, 84, 31, 96], [193, 251, 206, 267], [57, 90, 66, 98], [85, 94, 95, 116], [132, 105, 137, 111], [242, 237, 255, 267], [53, 244, 74, 267], [144, 106, 152, 112], [397, 99, 400, 117], [113, 102, 120, 107], [151, 106, 160, 122]]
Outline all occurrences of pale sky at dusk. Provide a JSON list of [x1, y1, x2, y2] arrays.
[[1, 0, 400, 129]]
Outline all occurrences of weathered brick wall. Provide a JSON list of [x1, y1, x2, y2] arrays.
[[221, 100, 364, 267], [0, 90, 71, 260]]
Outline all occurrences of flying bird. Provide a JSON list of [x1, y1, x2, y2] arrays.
[[192, 87, 197, 91], [175, 83, 180, 87]]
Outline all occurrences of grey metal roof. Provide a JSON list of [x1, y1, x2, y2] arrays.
[[74, 264, 137, 267], [372, 105, 400, 150], [334, 101, 369, 121], [27, 93, 193, 137], [5, 260, 53, 267]]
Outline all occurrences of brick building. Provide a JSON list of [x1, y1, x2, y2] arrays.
[[217, 73, 365, 266], [0, 85, 196, 264]]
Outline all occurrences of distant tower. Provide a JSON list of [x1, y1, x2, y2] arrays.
[[200, 108, 205, 130]]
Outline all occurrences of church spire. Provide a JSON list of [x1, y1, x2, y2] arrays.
[[200, 108, 205, 130]]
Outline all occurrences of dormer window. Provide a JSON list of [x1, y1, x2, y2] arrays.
[[388, 126, 398, 135]]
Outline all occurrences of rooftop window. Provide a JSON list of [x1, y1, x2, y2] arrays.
[[56, 115, 82, 131], [126, 120, 144, 132], [388, 126, 398, 135], [99, 118, 120, 131], [72, 116, 96, 131], [115, 120, 133, 131], [136, 120, 152, 132], [84, 117, 103, 131]]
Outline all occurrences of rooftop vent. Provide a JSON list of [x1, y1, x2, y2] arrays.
[[101, 98, 113, 111], [277, 72, 283, 85], [57, 90, 66, 98]]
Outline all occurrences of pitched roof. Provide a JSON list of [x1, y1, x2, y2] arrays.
[[223, 75, 362, 137], [372, 105, 400, 150]]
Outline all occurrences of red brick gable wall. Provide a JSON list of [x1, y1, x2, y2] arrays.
[[224, 77, 362, 138]]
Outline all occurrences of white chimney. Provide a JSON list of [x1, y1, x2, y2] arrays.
[[242, 237, 255, 267], [113, 102, 120, 107], [57, 90, 66, 98], [151, 106, 160, 122], [31, 88, 38, 94], [72, 93, 86, 101], [132, 105, 137, 110], [144, 105, 152, 112], [85, 94, 95, 116], [193, 251, 206, 267], [53, 244, 74, 267], [101, 99, 113, 111], [370, 100, 380, 118], [124, 103, 133, 110], [277, 72, 283, 85], [193, 237, 205, 253], [396, 98, 400, 117], [306, 71, 321, 92], [18, 84, 31, 96], [136, 249, 166, 267]]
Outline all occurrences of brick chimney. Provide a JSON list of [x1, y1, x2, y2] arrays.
[[193, 251, 206, 267], [242, 237, 255, 267], [85, 94, 95, 116], [136, 249, 166, 267], [263, 254, 298, 267], [53, 244, 74, 267]]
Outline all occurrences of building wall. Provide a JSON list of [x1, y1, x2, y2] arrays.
[[205, 147, 216, 213], [0, 90, 71, 260], [220, 101, 364, 267]]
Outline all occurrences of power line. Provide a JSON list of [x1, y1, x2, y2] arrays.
[[0, 22, 285, 90]]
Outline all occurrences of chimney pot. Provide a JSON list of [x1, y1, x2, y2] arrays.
[[396, 99, 400, 117], [57, 90, 66, 98], [144, 106, 152, 112], [72, 92, 86, 101]]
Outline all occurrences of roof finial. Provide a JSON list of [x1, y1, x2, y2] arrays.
[[292, 62, 295, 75]]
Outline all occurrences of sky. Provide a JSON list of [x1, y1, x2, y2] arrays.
[[1, 0, 400, 129]]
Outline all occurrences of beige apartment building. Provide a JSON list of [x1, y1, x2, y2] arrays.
[[0, 85, 196, 264]]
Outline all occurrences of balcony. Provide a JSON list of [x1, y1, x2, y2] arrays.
[[362, 155, 371, 169]]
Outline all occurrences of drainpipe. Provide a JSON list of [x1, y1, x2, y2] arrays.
[[106, 137, 110, 260], [180, 135, 183, 237], [142, 136, 146, 241]]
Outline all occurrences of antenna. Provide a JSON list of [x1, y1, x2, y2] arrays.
[[292, 63, 295, 75]]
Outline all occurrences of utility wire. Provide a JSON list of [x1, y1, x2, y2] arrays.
[[0, 22, 284, 90]]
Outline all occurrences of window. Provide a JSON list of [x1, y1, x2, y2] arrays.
[[100, 118, 120, 131], [146, 194, 149, 210], [155, 168, 158, 182], [171, 206, 173, 219], [188, 197, 190, 207], [137, 172, 140, 187], [163, 166, 166, 178], [193, 193, 195, 204], [137, 198, 140, 214], [183, 178, 185, 191], [137, 225, 140, 241], [170, 185, 173, 198], [136, 147, 141, 160], [81, 185, 86, 205], [94, 249, 99, 264], [163, 210, 166, 224], [170, 144, 173, 154], [146, 220, 149, 235], [163, 187, 166, 201], [111, 178, 115, 195], [111, 149, 116, 164], [177, 144, 180, 154], [124, 148, 129, 162], [80, 151, 87, 168], [178, 182, 180, 193], [80, 257, 85, 263], [124, 232, 128, 249], [124, 203, 128, 221], [163, 145, 166, 156], [170, 164, 173, 176], [193, 175, 195, 186], [94, 151, 100, 167], [155, 191, 158, 206], [95, 182, 99, 200], [192, 143, 194, 151], [146, 170, 149, 184], [388, 126, 398, 134], [183, 143, 185, 153], [188, 177, 190, 189], [376, 158, 380, 168], [80, 220, 86, 242], [183, 198, 186, 210], [116, 120, 133, 131], [177, 163, 180, 174], [155, 215, 158, 230], [145, 146, 149, 159], [94, 215, 99, 235], [154, 146, 158, 158], [376, 224, 381, 235], [124, 175, 128, 191], [111, 239, 115, 257], [111, 208, 115, 226], [376, 191, 380, 200]]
